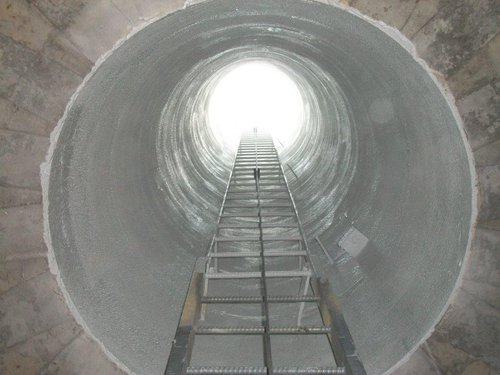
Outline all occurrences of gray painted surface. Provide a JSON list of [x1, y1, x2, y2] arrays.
[[43, 1, 475, 374], [339, 227, 369, 258]]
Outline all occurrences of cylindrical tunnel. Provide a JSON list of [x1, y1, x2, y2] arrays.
[[43, 0, 475, 374]]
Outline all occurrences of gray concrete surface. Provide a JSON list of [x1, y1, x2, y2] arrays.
[[43, 0, 475, 374], [0, 0, 498, 375]]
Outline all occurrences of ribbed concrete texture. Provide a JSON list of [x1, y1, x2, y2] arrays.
[[0, 1, 498, 375]]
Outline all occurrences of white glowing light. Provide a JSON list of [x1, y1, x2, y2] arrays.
[[207, 61, 304, 148]]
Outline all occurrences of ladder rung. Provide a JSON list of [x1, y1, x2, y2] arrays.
[[201, 295, 319, 303], [238, 149, 275, 151], [220, 213, 256, 217], [237, 152, 276, 155], [217, 223, 297, 228], [232, 174, 281, 177], [225, 195, 289, 200], [258, 188, 288, 191], [238, 150, 275, 152], [226, 189, 284, 193], [235, 165, 276, 169], [228, 184, 286, 188], [236, 159, 278, 161], [232, 176, 282, 181], [270, 325, 332, 334], [235, 163, 280, 166], [233, 170, 281, 174], [195, 325, 330, 335], [239, 148, 275, 150], [215, 236, 301, 242], [236, 156, 277, 159], [236, 156, 277, 158], [217, 223, 259, 228], [205, 270, 312, 279], [225, 196, 258, 200], [221, 213, 295, 217], [235, 157, 279, 164], [231, 180, 282, 184], [234, 165, 281, 169], [234, 169, 281, 173], [261, 223, 298, 228], [208, 251, 306, 258], [260, 196, 290, 199], [231, 180, 283, 184], [186, 367, 344, 375], [224, 203, 292, 208]]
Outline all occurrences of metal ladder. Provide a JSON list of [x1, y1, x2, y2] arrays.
[[165, 130, 366, 375]]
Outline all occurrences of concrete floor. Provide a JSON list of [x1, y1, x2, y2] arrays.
[[0, 0, 498, 374]]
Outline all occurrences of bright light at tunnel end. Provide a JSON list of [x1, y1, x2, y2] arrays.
[[207, 60, 305, 148]]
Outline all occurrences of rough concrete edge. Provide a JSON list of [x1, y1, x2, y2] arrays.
[[39, 0, 479, 374], [39, 6, 190, 375], [318, 1, 480, 374]]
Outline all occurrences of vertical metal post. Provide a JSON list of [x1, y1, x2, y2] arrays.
[[312, 277, 367, 375], [165, 258, 206, 374]]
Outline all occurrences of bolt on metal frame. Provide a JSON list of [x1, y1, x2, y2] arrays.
[[165, 130, 366, 375]]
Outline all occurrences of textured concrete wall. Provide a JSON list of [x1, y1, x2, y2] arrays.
[[0, 1, 498, 375], [43, 1, 474, 373]]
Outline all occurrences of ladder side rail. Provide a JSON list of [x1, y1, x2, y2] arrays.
[[202, 138, 241, 315], [273, 148, 316, 275], [205, 143, 240, 259], [165, 258, 206, 374], [272, 142, 366, 375], [255, 132, 275, 375], [272, 140, 316, 326], [312, 278, 368, 375]]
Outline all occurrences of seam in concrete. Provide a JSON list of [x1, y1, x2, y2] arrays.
[[0, 30, 84, 81], [0, 127, 50, 138], [37, 329, 84, 374], [0, 183, 42, 192], [0, 201, 43, 210], [0, 266, 48, 297], [4, 315, 76, 352], [472, 135, 500, 152], [109, 0, 134, 24], [2, 252, 47, 262], [400, 1, 420, 33], [422, 342, 444, 375], [0, 95, 51, 126]]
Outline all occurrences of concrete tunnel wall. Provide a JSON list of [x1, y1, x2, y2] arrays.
[[2, 0, 500, 375], [42, 1, 476, 374]]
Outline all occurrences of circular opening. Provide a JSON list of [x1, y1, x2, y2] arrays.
[[45, 1, 475, 374], [207, 61, 305, 148]]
